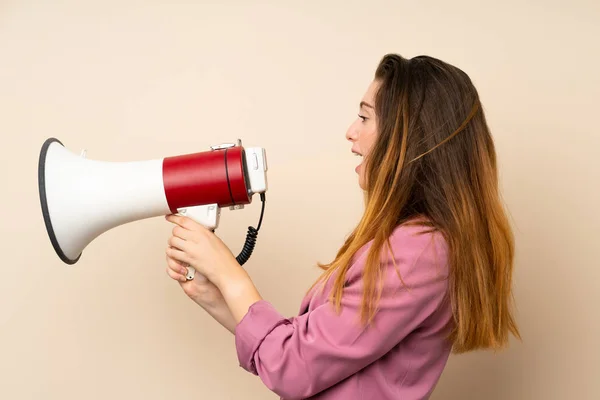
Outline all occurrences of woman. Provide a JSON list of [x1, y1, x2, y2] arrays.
[[164, 53, 521, 399]]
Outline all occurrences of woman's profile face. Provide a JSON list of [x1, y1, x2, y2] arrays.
[[346, 80, 379, 190]]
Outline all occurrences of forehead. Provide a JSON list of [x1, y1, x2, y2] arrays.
[[361, 80, 380, 107]]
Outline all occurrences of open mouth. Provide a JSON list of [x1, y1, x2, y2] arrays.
[[352, 150, 363, 172]]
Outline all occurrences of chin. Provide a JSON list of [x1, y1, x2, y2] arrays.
[[358, 178, 366, 191]]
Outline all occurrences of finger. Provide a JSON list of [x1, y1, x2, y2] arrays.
[[167, 254, 195, 282], [166, 246, 192, 265], [168, 235, 188, 251], [165, 214, 199, 231], [165, 264, 187, 283], [166, 214, 210, 235], [166, 254, 190, 276], [172, 225, 193, 240]]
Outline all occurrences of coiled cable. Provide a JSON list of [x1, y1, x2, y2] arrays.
[[236, 192, 266, 265]]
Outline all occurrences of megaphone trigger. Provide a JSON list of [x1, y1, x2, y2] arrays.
[[176, 203, 220, 231]]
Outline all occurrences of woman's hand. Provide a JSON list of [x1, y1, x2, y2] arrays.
[[164, 214, 240, 285], [165, 214, 264, 324], [164, 253, 224, 308]]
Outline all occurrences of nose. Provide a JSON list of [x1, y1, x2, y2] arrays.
[[346, 121, 358, 142]]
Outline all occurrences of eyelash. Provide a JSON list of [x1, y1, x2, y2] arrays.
[[358, 114, 367, 122]]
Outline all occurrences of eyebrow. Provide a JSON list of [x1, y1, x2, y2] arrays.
[[360, 101, 374, 110]]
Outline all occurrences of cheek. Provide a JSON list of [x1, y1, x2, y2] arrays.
[[362, 126, 378, 154]]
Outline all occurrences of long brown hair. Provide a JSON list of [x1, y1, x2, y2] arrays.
[[313, 53, 520, 353]]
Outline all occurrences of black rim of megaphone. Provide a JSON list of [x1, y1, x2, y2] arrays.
[[39, 137, 81, 265]]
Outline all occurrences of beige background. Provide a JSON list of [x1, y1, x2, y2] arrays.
[[1, 1, 599, 399]]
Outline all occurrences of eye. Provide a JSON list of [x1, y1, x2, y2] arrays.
[[358, 114, 367, 122]]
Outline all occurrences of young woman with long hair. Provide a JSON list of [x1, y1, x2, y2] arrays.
[[163, 53, 521, 399]]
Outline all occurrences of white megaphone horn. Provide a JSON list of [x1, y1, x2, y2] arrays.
[[38, 137, 268, 279]]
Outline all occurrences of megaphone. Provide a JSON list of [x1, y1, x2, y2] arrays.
[[38, 137, 268, 280]]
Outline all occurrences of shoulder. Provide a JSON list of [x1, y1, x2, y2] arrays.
[[389, 222, 449, 268], [389, 223, 449, 283], [349, 221, 450, 287]]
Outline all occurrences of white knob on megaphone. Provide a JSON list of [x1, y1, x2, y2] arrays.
[[37, 137, 268, 276]]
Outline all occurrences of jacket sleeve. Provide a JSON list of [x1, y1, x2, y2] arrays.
[[234, 229, 449, 399]]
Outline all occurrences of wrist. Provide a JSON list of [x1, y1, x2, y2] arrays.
[[211, 256, 246, 289], [216, 265, 251, 297], [191, 285, 224, 309], [215, 262, 262, 324]]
